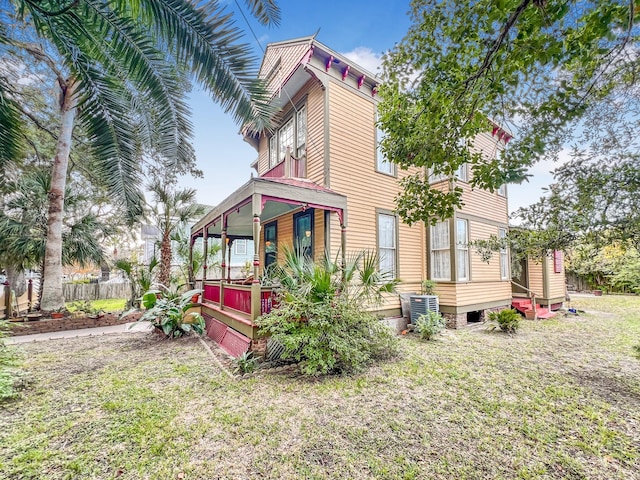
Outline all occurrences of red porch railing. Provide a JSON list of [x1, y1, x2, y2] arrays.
[[223, 285, 252, 315], [261, 155, 305, 178], [202, 280, 276, 320]]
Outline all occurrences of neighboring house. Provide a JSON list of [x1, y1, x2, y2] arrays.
[[190, 36, 523, 354]]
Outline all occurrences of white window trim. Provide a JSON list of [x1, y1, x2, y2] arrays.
[[377, 212, 397, 278], [456, 219, 469, 281], [499, 228, 509, 280], [234, 239, 247, 255], [375, 113, 395, 176], [430, 220, 451, 281], [268, 104, 307, 168]]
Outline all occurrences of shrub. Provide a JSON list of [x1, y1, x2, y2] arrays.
[[256, 294, 398, 376], [256, 246, 399, 376], [0, 320, 24, 402], [415, 311, 446, 340], [233, 351, 260, 374], [135, 288, 205, 338], [487, 308, 522, 334]]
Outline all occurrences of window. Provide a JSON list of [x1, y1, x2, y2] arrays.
[[234, 239, 247, 256], [293, 209, 314, 259], [499, 228, 509, 280], [268, 105, 307, 167], [456, 219, 469, 281], [456, 163, 468, 182], [296, 105, 307, 157], [264, 222, 277, 269], [376, 114, 394, 175], [378, 213, 397, 277], [269, 136, 278, 168], [431, 220, 450, 280], [553, 250, 563, 273]]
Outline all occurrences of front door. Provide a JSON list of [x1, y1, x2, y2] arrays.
[[293, 209, 314, 259]]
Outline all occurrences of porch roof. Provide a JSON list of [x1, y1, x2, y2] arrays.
[[191, 176, 348, 239]]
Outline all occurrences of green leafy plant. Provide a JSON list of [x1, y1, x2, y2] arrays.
[[115, 257, 159, 309], [415, 311, 446, 340], [135, 288, 205, 339], [486, 308, 522, 334], [233, 351, 260, 375], [420, 280, 437, 295], [256, 246, 399, 376]]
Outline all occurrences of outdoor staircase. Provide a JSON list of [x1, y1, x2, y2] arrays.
[[511, 298, 557, 319]]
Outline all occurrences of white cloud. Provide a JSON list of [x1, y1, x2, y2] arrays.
[[340, 47, 383, 76]]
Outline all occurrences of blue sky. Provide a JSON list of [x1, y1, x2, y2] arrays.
[[179, 0, 555, 216]]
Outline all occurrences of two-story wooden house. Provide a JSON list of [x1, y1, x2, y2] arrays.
[[190, 36, 514, 355]]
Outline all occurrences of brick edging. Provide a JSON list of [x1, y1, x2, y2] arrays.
[[8, 312, 142, 336]]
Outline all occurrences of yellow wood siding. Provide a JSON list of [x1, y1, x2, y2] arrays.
[[545, 254, 566, 300], [528, 260, 544, 296], [260, 42, 311, 95], [454, 282, 512, 307], [468, 221, 503, 283], [305, 82, 326, 185]]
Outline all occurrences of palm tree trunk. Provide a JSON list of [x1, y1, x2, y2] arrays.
[[159, 230, 172, 287], [40, 79, 78, 311]]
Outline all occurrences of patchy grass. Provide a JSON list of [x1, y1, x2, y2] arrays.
[[1, 296, 639, 479], [66, 298, 127, 313]]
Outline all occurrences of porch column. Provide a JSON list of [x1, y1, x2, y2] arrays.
[[220, 217, 227, 282], [188, 234, 195, 288], [251, 193, 262, 321], [202, 226, 208, 281]]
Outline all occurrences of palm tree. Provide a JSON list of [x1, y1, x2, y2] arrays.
[[0, 0, 280, 310], [148, 180, 205, 287], [0, 166, 111, 305]]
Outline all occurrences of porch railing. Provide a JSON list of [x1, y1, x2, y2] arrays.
[[201, 280, 275, 321], [261, 152, 306, 179]]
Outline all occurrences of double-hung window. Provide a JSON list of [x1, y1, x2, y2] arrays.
[[456, 219, 469, 281], [378, 213, 397, 277], [431, 221, 450, 280], [376, 114, 394, 175], [268, 105, 307, 168], [499, 228, 509, 280]]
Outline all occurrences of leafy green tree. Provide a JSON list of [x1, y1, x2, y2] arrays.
[[378, 0, 637, 226], [147, 179, 205, 287], [0, 0, 280, 310], [171, 228, 222, 287]]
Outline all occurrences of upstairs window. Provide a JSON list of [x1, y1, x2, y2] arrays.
[[376, 114, 394, 175], [268, 105, 307, 167]]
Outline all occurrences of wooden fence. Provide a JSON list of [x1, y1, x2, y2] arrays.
[[63, 282, 131, 302]]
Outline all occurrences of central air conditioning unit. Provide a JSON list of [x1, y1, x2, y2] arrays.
[[409, 295, 439, 324]]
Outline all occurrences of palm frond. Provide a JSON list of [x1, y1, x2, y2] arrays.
[[241, 0, 281, 27]]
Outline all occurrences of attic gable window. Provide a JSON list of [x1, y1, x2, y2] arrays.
[[269, 105, 307, 168]]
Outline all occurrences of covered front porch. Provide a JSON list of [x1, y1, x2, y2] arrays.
[[190, 176, 348, 355]]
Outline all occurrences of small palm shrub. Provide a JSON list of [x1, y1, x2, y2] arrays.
[[255, 246, 399, 376], [487, 308, 521, 334], [233, 351, 260, 374], [415, 311, 446, 340]]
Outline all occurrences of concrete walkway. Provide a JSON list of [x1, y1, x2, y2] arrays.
[[4, 321, 154, 345]]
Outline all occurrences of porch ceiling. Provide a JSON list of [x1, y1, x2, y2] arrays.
[[191, 177, 347, 239]]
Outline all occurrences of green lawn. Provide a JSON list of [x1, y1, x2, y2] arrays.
[[66, 298, 127, 313], [1, 295, 639, 479]]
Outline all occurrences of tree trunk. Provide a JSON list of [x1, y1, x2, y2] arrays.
[[158, 230, 172, 287], [5, 266, 26, 297], [40, 79, 78, 311]]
